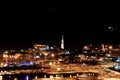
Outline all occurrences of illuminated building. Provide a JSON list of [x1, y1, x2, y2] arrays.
[[61, 35, 64, 49], [33, 44, 49, 51], [115, 57, 120, 70]]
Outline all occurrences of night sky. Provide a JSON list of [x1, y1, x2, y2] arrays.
[[0, 1, 120, 50]]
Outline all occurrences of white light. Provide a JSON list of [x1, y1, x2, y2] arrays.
[[26, 75, 29, 80], [49, 62, 52, 66], [57, 68, 61, 71], [108, 26, 114, 31], [0, 76, 2, 80], [51, 54, 54, 57], [109, 46, 112, 49]]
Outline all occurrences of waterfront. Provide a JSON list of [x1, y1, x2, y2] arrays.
[[2, 72, 99, 80]]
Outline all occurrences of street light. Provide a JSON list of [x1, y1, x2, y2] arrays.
[[51, 54, 54, 60], [83, 46, 89, 50], [109, 46, 113, 50], [44, 53, 48, 60]]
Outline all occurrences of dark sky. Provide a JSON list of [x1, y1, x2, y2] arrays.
[[0, 1, 120, 49]]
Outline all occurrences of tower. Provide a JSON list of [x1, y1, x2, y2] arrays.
[[61, 35, 64, 49], [101, 44, 105, 50]]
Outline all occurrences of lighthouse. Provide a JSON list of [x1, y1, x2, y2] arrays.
[[61, 35, 64, 49]]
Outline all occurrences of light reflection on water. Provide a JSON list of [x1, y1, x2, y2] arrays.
[[18, 75, 30, 80], [2, 72, 99, 80], [2, 75, 31, 80]]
